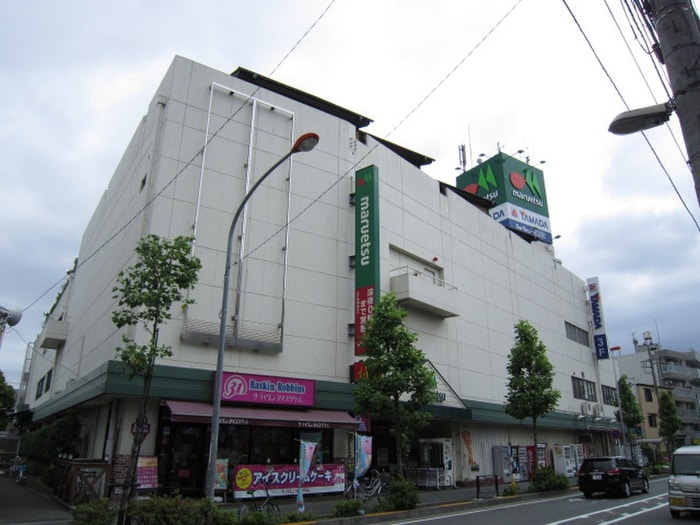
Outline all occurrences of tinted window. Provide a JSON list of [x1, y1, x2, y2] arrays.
[[672, 454, 700, 475], [582, 459, 614, 471]]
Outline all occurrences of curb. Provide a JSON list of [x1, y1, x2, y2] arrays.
[[296, 488, 577, 525]]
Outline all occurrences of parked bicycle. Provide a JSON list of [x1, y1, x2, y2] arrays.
[[237, 477, 280, 519], [345, 469, 388, 502]]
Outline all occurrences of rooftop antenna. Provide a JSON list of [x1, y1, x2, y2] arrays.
[[467, 125, 473, 167], [456, 144, 467, 172]]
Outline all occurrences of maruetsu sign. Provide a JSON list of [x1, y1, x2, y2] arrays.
[[456, 152, 552, 244], [354, 165, 380, 356]]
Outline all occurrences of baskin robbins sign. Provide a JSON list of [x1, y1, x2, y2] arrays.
[[220, 372, 315, 406]]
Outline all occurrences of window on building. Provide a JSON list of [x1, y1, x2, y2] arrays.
[[35, 377, 45, 400], [648, 414, 658, 427], [565, 322, 590, 346], [602, 385, 617, 406], [572, 376, 597, 401], [644, 388, 653, 402], [45, 369, 53, 392]]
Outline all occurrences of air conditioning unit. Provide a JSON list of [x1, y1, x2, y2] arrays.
[[580, 402, 589, 415], [593, 405, 601, 417]]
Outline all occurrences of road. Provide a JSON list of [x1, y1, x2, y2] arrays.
[[374, 478, 685, 525]]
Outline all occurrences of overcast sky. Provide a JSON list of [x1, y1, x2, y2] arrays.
[[1, 1, 699, 388]]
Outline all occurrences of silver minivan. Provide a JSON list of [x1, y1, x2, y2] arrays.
[[669, 445, 700, 518]]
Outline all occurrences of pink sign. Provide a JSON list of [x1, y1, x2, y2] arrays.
[[220, 372, 315, 406], [233, 463, 345, 498]]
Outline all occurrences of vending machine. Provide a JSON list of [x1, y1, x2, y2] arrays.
[[418, 438, 454, 488], [552, 444, 578, 478], [492, 445, 512, 484]]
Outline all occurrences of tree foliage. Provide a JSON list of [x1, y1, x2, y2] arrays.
[[353, 293, 435, 475], [617, 374, 643, 429], [659, 390, 683, 456], [0, 369, 15, 430], [112, 235, 201, 377], [504, 320, 561, 449], [111, 235, 201, 524]]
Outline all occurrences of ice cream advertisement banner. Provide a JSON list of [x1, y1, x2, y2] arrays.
[[296, 440, 317, 512], [354, 434, 372, 481], [233, 463, 345, 498]]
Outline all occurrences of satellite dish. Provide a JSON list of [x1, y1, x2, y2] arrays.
[[0, 306, 22, 327]]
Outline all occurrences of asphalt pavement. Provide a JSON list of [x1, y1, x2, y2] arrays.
[[0, 471, 72, 525]]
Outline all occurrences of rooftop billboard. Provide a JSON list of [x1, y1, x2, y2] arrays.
[[456, 152, 552, 243]]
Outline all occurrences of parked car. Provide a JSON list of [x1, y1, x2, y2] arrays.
[[578, 456, 649, 498]]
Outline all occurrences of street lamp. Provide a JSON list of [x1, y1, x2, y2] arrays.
[[204, 132, 319, 499], [608, 102, 674, 135], [0, 306, 22, 350], [609, 345, 627, 456]]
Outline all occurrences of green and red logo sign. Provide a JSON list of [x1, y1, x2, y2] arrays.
[[456, 153, 552, 243], [355, 165, 379, 355]]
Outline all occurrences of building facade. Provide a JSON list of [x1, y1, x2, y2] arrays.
[[618, 333, 700, 449], [22, 56, 621, 497]]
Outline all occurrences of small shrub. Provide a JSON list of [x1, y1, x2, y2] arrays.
[[530, 466, 570, 492], [284, 510, 316, 523], [385, 476, 419, 510], [333, 498, 363, 517], [127, 495, 235, 525], [238, 511, 284, 525], [502, 482, 520, 496], [371, 499, 396, 513], [71, 498, 117, 525]]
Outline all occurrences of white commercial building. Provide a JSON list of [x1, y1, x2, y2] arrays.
[[23, 56, 620, 497]]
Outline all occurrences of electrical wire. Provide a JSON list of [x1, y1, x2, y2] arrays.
[[13, 0, 340, 320], [17, 0, 521, 327], [562, 0, 700, 232], [607, 0, 689, 162]]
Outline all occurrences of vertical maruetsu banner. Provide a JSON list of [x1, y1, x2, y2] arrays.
[[586, 277, 609, 360], [355, 165, 380, 355]]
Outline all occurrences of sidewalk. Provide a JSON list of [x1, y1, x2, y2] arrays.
[[239, 480, 538, 520], [0, 471, 544, 525], [0, 472, 72, 525]]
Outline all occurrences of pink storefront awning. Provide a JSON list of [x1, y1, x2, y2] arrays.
[[164, 400, 359, 429]]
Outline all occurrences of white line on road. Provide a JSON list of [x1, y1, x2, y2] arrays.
[[546, 494, 667, 525]]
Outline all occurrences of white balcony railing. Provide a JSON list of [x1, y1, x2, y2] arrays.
[[389, 266, 459, 318]]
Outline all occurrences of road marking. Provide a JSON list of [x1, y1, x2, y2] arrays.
[[386, 493, 577, 524], [386, 479, 667, 525], [546, 494, 666, 525]]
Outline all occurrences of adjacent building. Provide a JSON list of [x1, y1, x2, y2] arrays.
[[617, 332, 700, 451], [21, 56, 622, 497]]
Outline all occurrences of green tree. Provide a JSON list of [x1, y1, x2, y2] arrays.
[[353, 293, 436, 476], [111, 235, 201, 525], [0, 370, 15, 430], [617, 374, 643, 450], [505, 320, 561, 452], [659, 390, 682, 460]]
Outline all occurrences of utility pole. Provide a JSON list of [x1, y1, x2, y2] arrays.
[[647, 0, 700, 205]]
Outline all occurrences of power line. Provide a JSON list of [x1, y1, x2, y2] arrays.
[[563, 0, 700, 232], [17, 0, 339, 321]]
